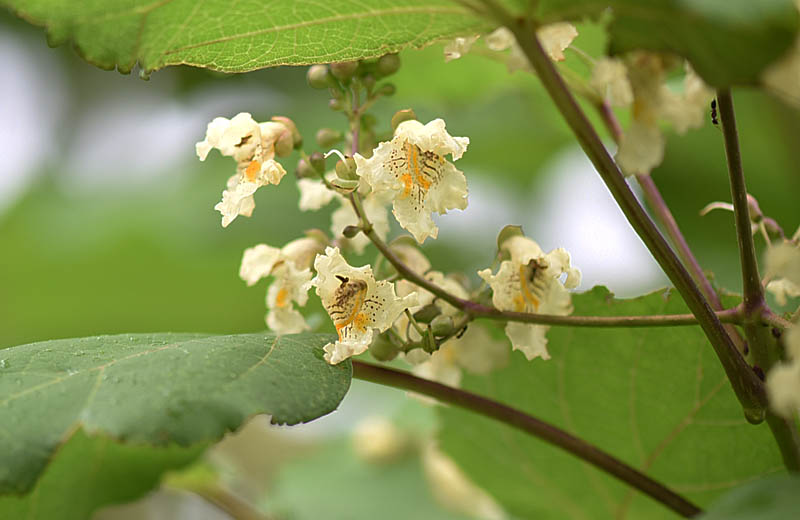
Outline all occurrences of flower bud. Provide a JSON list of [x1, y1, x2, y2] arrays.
[[362, 74, 376, 91], [376, 83, 396, 97], [413, 304, 441, 324], [329, 98, 345, 111], [307, 65, 331, 89], [271, 116, 302, 149], [431, 316, 455, 337], [316, 128, 343, 148], [335, 156, 359, 181], [370, 334, 399, 362], [342, 225, 361, 238], [377, 53, 401, 76], [309, 151, 326, 174], [330, 177, 360, 193], [330, 61, 359, 81], [273, 129, 294, 157], [295, 158, 316, 179], [391, 108, 417, 133]]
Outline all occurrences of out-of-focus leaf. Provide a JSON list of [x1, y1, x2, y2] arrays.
[[439, 287, 783, 519], [699, 473, 799, 520], [1, 0, 491, 74], [0, 332, 349, 494], [538, 0, 799, 86], [0, 429, 205, 520], [264, 438, 469, 520]]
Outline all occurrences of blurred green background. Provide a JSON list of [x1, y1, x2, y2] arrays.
[[1, 7, 798, 519]]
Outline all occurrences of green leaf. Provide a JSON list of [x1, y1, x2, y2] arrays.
[[2, 0, 490, 74], [538, 0, 799, 86], [0, 429, 205, 520], [264, 438, 469, 520], [700, 473, 800, 520], [438, 287, 784, 519], [0, 332, 350, 494]]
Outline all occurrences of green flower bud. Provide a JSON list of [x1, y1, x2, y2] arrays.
[[329, 98, 345, 111], [271, 116, 303, 149], [335, 156, 359, 181], [309, 151, 326, 174], [295, 158, 316, 179], [391, 109, 417, 133], [330, 61, 359, 81], [377, 53, 401, 76], [431, 315, 455, 337], [307, 65, 331, 89], [376, 83, 396, 97], [274, 129, 294, 157], [362, 74, 376, 90], [316, 128, 343, 148], [330, 178, 360, 193], [342, 225, 362, 239], [370, 334, 399, 362], [413, 304, 441, 324]]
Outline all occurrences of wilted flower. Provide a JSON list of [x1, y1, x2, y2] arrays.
[[590, 58, 634, 107], [478, 235, 580, 361], [196, 112, 292, 227], [356, 119, 469, 243], [311, 247, 418, 364]]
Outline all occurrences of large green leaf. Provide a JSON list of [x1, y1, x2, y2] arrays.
[[0, 429, 205, 519], [699, 473, 800, 520], [538, 0, 799, 86], [1, 0, 490, 74], [0, 332, 350, 494], [438, 287, 785, 519]]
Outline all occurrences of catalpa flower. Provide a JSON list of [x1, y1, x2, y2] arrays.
[[478, 235, 580, 361], [196, 112, 292, 227], [312, 247, 418, 364], [356, 119, 469, 243], [486, 24, 577, 72], [765, 235, 800, 305], [239, 238, 322, 334]]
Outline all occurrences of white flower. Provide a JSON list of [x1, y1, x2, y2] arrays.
[[590, 58, 634, 107], [422, 444, 507, 520], [765, 239, 800, 305], [196, 112, 290, 227], [767, 324, 800, 418], [616, 55, 713, 174], [352, 416, 407, 463], [355, 119, 469, 243], [297, 177, 336, 211], [239, 238, 323, 334], [444, 35, 479, 62], [330, 194, 390, 254], [486, 24, 577, 72], [478, 236, 580, 361], [312, 247, 418, 364]]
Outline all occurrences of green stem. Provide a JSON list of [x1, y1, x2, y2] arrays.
[[352, 361, 702, 518], [487, 8, 766, 419], [717, 88, 800, 470]]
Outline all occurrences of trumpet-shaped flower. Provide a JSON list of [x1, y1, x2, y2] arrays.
[[239, 238, 322, 334], [478, 236, 580, 361], [312, 247, 418, 364], [356, 119, 469, 243], [196, 112, 291, 227]]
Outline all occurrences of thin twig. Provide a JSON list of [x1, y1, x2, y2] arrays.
[[352, 361, 702, 518]]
